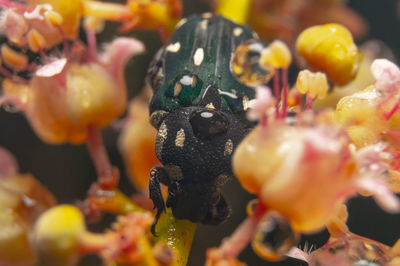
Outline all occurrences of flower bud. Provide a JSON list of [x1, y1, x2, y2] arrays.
[[296, 23, 361, 86], [33, 205, 85, 266]]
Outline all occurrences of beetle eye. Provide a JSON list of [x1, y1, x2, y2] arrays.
[[190, 110, 228, 139], [166, 73, 202, 106]]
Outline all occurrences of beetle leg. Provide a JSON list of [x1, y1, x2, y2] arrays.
[[149, 166, 170, 235], [204, 194, 231, 225]]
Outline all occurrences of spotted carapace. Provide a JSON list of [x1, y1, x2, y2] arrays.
[[147, 13, 258, 233]]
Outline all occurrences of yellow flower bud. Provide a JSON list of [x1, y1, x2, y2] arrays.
[[0, 210, 38, 265], [296, 23, 362, 86], [33, 205, 85, 266], [0, 174, 56, 266], [260, 40, 292, 69]]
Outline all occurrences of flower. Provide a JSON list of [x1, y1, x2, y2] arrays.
[[0, 150, 56, 266], [118, 99, 161, 190], [1, 37, 144, 144], [371, 58, 400, 99], [246, 86, 275, 121], [233, 112, 398, 234]]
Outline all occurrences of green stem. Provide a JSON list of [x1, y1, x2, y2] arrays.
[[89, 188, 146, 215], [155, 209, 196, 266]]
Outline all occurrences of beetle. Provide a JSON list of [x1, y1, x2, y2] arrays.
[[147, 13, 258, 233]]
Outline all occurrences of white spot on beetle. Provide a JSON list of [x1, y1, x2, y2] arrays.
[[180, 75, 193, 86], [166, 42, 181, 53], [252, 31, 259, 39], [202, 12, 212, 19], [175, 128, 185, 147], [155, 122, 168, 159], [218, 89, 238, 99], [173, 82, 182, 96], [191, 75, 198, 87], [233, 27, 243, 37], [242, 95, 250, 110], [200, 20, 208, 30], [202, 85, 212, 99], [175, 18, 187, 29], [201, 112, 213, 118], [193, 48, 204, 66], [206, 103, 215, 109], [224, 139, 233, 156]]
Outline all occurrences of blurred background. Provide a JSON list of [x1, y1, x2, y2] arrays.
[[0, 0, 399, 265]]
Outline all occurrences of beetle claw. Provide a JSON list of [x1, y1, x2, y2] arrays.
[[149, 166, 170, 235]]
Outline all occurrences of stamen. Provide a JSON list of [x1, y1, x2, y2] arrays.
[[281, 68, 289, 118], [383, 100, 400, 120], [273, 68, 280, 118]]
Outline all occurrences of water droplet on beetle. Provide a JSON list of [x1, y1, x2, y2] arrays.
[[231, 40, 274, 87]]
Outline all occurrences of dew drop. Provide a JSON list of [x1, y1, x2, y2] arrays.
[[246, 199, 258, 216], [230, 40, 274, 87], [2, 102, 19, 113], [252, 212, 298, 261]]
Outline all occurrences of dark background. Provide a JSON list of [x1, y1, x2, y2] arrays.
[[0, 0, 399, 265]]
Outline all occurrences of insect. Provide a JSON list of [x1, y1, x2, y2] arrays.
[[147, 13, 259, 232]]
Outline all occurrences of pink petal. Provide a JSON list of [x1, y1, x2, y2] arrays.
[[0, 147, 18, 178], [36, 58, 67, 77], [247, 86, 274, 120], [23, 4, 53, 20], [99, 37, 145, 84], [3, 9, 28, 44], [371, 59, 400, 95], [357, 178, 400, 213], [286, 247, 310, 263]]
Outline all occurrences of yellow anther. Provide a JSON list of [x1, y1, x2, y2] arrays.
[[296, 23, 362, 86], [44, 10, 63, 27], [296, 70, 329, 99], [1, 44, 28, 71], [4, 10, 28, 45], [29, 0, 83, 39], [27, 29, 47, 52], [260, 40, 292, 69]]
